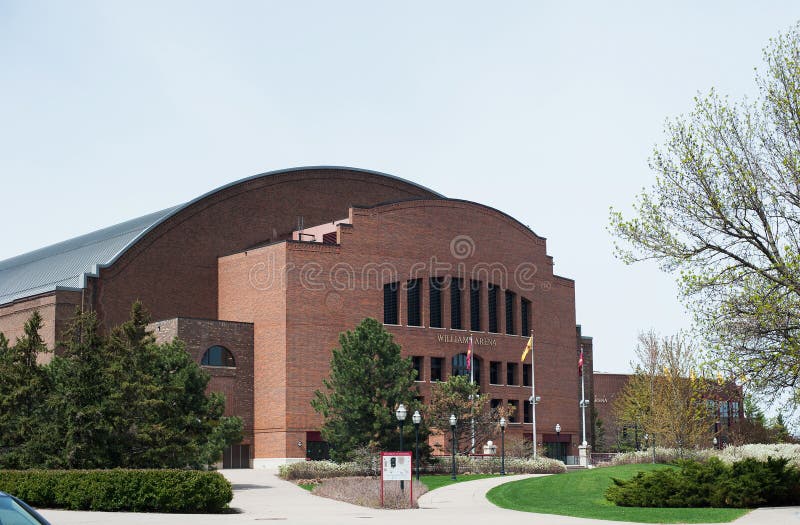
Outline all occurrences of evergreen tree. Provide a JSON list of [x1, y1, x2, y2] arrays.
[[1, 304, 242, 469], [0, 312, 51, 468], [312, 318, 425, 461]]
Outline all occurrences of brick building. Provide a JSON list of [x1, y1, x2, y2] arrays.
[[593, 372, 744, 452], [0, 167, 593, 468]]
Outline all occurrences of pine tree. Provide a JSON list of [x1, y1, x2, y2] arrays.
[[0, 312, 51, 468], [312, 318, 426, 461]]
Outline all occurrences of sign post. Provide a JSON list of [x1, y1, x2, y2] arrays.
[[380, 451, 412, 508]]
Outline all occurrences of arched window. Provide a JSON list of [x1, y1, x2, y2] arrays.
[[201, 345, 236, 367], [451, 353, 481, 385]]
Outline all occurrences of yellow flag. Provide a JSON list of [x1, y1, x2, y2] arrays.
[[521, 335, 533, 362]]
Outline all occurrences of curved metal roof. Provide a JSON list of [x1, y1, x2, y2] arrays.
[[0, 166, 442, 306]]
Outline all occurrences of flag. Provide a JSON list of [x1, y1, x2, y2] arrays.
[[578, 349, 584, 376], [521, 335, 533, 362], [466, 335, 473, 371]]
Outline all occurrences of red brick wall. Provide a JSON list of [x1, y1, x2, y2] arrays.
[[90, 168, 440, 332], [150, 318, 255, 446], [0, 290, 82, 361], [219, 199, 585, 460]]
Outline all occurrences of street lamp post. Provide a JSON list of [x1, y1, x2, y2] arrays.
[[396, 404, 407, 491], [499, 417, 506, 476], [412, 410, 421, 481], [555, 423, 561, 462], [450, 414, 457, 480], [713, 436, 718, 450]]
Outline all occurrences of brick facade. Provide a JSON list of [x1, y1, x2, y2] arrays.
[[219, 199, 592, 465], [0, 168, 594, 467]]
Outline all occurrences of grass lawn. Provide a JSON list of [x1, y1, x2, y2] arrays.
[[486, 464, 750, 524]]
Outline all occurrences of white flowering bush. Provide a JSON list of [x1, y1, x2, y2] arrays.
[[278, 460, 369, 481], [715, 444, 800, 467], [607, 444, 800, 467], [427, 454, 565, 474]]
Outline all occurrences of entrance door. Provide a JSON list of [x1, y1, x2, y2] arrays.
[[544, 441, 567, 462], [306, 431, 330, 460], [222, 445, 250, 468], [223, 444, 251, 468]]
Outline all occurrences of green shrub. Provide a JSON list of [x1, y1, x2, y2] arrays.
[[0, 470, 232, 513], [605, 457, 800, 508]]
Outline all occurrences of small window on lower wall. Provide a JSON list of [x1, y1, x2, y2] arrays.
[[507, 362, 518, 385], [522, 364, 531, 386], [430, 357, 443, 382], [523, 400, 532, 423], [490, 361, 501, 384], [201, 345, 235, 367], [490, 398, 502, 413], [508, 400, 520, 423], [412, 356, 423, 381]]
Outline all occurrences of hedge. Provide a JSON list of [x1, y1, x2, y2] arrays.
[[0, 469, 233, 513], [606, 457, 800, 508]]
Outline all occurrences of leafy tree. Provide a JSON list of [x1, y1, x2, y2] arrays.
[[426, 375, 511, 455], [610, 23, 800, 409], [311, 318, 427, 461], [0, 312, 51, 468], [613, 331, 713, 452]]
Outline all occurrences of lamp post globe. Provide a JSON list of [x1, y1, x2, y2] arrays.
[[713, 436, 718, 449], [412, 410, 421, 481], [499, 417, 506, 476], [449, 414, 457, 480], [396, 404, 407, 490]]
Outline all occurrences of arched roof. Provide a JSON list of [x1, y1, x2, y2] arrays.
[[0, 166, 443, 305]]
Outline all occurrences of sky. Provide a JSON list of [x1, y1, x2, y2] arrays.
[[3, 1, 800, 375]]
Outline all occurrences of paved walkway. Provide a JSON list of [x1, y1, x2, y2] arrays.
[[37, 469, 800, 525]]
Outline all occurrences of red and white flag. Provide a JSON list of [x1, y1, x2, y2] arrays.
[[466, 335, 473, 371], [578, 349, 584, 376]]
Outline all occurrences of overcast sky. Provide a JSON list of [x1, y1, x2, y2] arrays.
[[3, 1, 800, 374]]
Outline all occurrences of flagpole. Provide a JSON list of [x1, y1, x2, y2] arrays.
[[469, 335, 475, 455], [580, 356, 587, 446], [531, 330, 537, 459]]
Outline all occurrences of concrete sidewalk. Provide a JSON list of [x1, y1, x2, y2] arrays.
[[37, 469, 800, 525]]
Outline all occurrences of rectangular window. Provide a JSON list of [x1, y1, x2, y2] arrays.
[[491, 399, 501, 412], [521, 298, 531, 336], [524, 400, 532, 423], [732, 401, 740, 420], [523, 364, 531, 387], [412, 356, 423, 381], [450, 277, 463, 330], [383, 282, 399, 324], [505, 290, 516, 335], [508, 400, 520, 423], [407, 278, 421, 326], [470, 280, 482, 331], [430, 357, 443, 382], [507, 362, 518, 385], [490, 361, 501, 384], [429, 277, 443, 328], [719, 401, 729, 419], [488, 283, 499, 333]]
